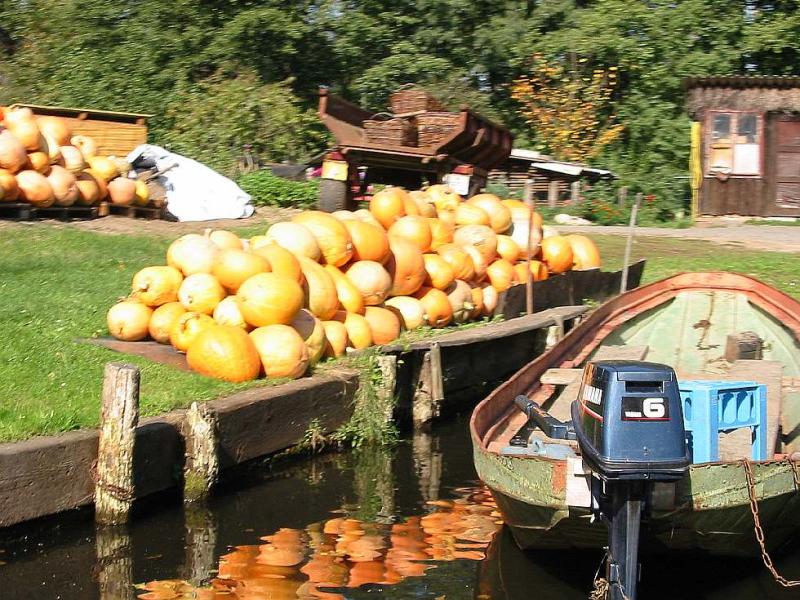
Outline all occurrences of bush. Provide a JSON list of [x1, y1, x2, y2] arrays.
[[238, 170, 319, 208]]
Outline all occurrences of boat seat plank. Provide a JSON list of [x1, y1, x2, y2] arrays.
[[548, 380, 582, 422], [541, 368, 582, 385], [592, 345, 649, 361]]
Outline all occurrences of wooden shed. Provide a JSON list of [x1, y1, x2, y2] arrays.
[[8, 103, 151, 157], [685, 76, 800, 217]]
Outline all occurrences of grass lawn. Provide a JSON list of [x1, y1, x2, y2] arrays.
[[0, 224, 797, 442]]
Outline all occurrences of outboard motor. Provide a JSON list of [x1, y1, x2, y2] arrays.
[[571, 361, 690, 600]]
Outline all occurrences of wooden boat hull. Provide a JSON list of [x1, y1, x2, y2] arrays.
[[471, 272, 800, 557]]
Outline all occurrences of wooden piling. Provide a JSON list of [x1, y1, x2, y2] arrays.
[[620, 193, 642, 294], [412, 343, 445, 429], [184, 402, 219, 502], [95, 362, 139, 526], [375, 354, 398, 425]]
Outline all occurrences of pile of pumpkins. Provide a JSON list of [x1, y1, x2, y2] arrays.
[[106, 185, 601, 383], [0, 107, 148, 207]]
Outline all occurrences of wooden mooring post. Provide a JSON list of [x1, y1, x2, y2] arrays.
[[184, 402, 219, 502], [95, 362, 140, 526], [620, 193, 642, 294], [412, 342, 444, 429]]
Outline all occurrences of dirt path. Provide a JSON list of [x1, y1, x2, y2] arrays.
[[556, 224, 800, 253]]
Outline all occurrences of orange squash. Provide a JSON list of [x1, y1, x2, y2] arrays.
[[107, 177, 136, 206], [385, 296, 425, 330], [422, 253, 456, 290], [212, 296, 250, 330], [496, 235, 521, 263], [187, 325, 261, 382], [291, 308, 326, 365], [298, 256, 340, 320], [462, 244, 489, 281], [388, 215, 432, 252], [322, 320, 349, 358], [467, 193, 512, 233], [212, 249, 270, 293], [427, 217, 454, 249], [344, 260, 392, 306], [363, 306, 401, 345], [385, 236, 426, 296], [27, 151, 50, 174], [131, 265, 183, 307], [369, 187, 408, 229], [486, 259, 516, 292], [343, 219, 391, 263], [324, 264, 365, 314], [148, 302, 186, 344], [455, 202, 490, 227], [5, 109, 42, 151], [445, 279, 474, 323], [170, 311, 216, 352], [453, 224, 497, 263], [265, 221, 321, 261], [0, 169, 20, 200], [237, 272, 304, 326], [107, 300, 153, 341], [47, 165, 79, 206], [249, 324, 309, 379], [565, 234, 601, 270], [409, 190, 437, 217], [292, 211, 353, 266], [540, 236, 574, 274], [37, 116, 72, 146], [74, 171, 101, 205], [343, 312, 373, 349], [436, 244, 475, 281], [16, 169, 54, 207], [250, 242, 303, 284], [0, 130, 29, 173], [514, 260, 549, 283], [426, 184, 461, 212], [178, 273, 226, 314], [413, 287, 453, 328]]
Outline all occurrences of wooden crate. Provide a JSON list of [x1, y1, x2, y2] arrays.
[[390, 86, 444, 114], [417, 112, 461, 147], [363, 117, 418, 146]]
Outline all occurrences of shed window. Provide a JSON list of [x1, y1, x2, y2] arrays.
[[707, 112, 762, 176]]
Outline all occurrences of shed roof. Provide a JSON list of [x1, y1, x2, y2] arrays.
[[506, 148, 615, 179], [684, 76, 800, 90]]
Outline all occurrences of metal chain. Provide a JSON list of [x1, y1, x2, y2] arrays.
[[589, 550, 632, 600], [741, 459, 800, 588]]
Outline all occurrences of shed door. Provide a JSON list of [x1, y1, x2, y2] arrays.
[[774, 116, 800, 213]]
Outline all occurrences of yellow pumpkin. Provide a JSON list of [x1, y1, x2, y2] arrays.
[[408, 190, 437, 217], [322, 320, 349, 358], [343, 312, 373, 349], [212, 248, 270, 293], [291, 308, 326, 365], [453, 224, 497, 263], [565, 234, 601, 270], [251, 242, 303, 284], [170, 312, 216, 352], [187, 325, 261, 382], [134, 180, 149, 206], [422, 254, 456, 290], [167, 234, 220, 276], [266, 222, 321, 261], [426, 184, 461, 212], [208, 229, 243, 251], [107, 300, 153, 341], [292, 211, 353, 266], [428, 217, 454, 250], [385, 296, 425, 330], [298, 256, 340, 320], [481, 284, 499, 317], [131, 265, 184, 307], [496, 235, 521, 263], [455, 202, 490, 227], [86, 156, 119, 182], [324, 264, 365, 314], [250, 324, 310, 379], [486, 259, 516, 293], [212, 296, 251, 331], [467, 194, 512, 233], [237, 272, 303, 326], [148, 302, 186, 344], [436, 244, 475, 281], [344, 260, 393, 306], [178, 273, 226, 315]]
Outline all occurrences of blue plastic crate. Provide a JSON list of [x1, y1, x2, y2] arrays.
[[678, 380, 767, 463]]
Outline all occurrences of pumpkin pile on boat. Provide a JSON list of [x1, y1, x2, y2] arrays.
[[0, 107, 149, 207], [106, 186, 601, 382]]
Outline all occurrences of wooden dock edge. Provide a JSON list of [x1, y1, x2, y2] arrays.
[[0, 369, 358, 529]]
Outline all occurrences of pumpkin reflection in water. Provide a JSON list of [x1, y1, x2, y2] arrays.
[[135, 487, 501, 599]]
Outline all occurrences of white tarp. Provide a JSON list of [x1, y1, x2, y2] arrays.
[[126, 144, 255, 222]]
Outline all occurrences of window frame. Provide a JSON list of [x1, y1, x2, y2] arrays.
[[704, 110, 764, 178]]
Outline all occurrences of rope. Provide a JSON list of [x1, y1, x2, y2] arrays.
[[589, 550, 631, 600], [741, 459, 800, 587]]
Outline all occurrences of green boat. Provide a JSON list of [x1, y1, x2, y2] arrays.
[[471, 272, 800, 557]]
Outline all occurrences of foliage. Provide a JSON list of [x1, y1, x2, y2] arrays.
[[238, 169, 320, 209], [512, 54, 624, 161]]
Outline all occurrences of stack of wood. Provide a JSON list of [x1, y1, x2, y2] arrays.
[[362, 86, 459, 148]]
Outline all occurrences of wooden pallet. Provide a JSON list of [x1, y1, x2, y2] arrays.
[[107, 203, 169, 220], [0, 202, 102, 221]]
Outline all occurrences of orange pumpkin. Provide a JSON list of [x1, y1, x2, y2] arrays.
[[363, 306, 401, 345], [344, 260, 393, 306], [414, 287, 453, 328], [468, 194, 512, 233], [369, 187, 408, 229], [462, 244, 489, 281], [342, 219, 391, 263], [384, 296, 425, 330], [409, 190, 437, 217], [496, 235, 521, 263], [514, 260, 549, 283], [0, 169, 20, 201], [426, 184, 461, 212], [437, 208, 457, 230], [148, 302, 186, 344], [422, 253, 456, 290], [354, 208, 383, 227], [436, 244, 476, 281], [387, 215, 432, 252], [0, 130, 29, 173], [212, 249, 270, 293], [445, 279, 474, 323], [27, 151, 51, 174], [343, 312, 373, 349], [250, 324, 309, 379], [265, 222, 321, 261], [324, 264, 365, 314], [298, 256, 340, 320], [107, 300, 153, 341], [427, 217, 454, 249], [565, 234, 601, 270], [187, 325, 261, 382], [250, 242, 303, 284], [540, 236, 574, 274], [74, 171, 101, 205], [385, 236, 426, 296], [455, 202, 490, 227], [47, 165, 79, 206], [403, 195, 420, 216], [486, 259, 516, 292], [290, 308, 326, 366], [468, 283, 484, 320], [237, 272, 304, 326], [170, 312, 216, 352], [292, 211, 353, 266], [332, 209, 358, 221], [322, 320, 349, 358], [16, 169, 54, 207], [453, 224, 497, 263]]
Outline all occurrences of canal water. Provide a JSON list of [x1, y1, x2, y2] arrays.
[[1, 414, 799, 600]]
